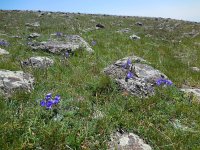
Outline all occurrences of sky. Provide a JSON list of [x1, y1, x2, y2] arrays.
[[1, 0, 200, 22]]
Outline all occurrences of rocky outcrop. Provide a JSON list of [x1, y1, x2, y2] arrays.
[[103, 55, 170, 98], [0, 70, 34, 95], [108, 131, 152, 150], [22, 56, 54, 68], [28, 35, 94, 53]]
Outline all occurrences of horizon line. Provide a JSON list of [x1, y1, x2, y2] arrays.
[[1, 9, 199, 23]]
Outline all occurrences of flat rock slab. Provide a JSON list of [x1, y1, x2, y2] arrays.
[[22, 56, 54, 68], [29, 35, 94, 53], [0, 48, 9, 55], [103, 55, 169, 97], [0, 70, 34, 95], [108, 132, 152, 150], [181, 88, 200, 101]]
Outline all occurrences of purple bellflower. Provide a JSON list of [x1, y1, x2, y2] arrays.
[[56, 32, 63, 37], [125, 71, 134, 82], [91, 40, 97, 46], [65, 51, 69, 58], [127, 71, 134, 79], [122, 59, 132, 69], [40, 93, 61, 109], [156, 78, 173, 86], [0, 40, 9, 46]]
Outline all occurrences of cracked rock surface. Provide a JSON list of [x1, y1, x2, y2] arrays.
[[22, 56, 54, 68], [29, 35, 94, 54], [0, 70, 34, 96], [103, 55, 169, 97], [108, 131, 152, 150]]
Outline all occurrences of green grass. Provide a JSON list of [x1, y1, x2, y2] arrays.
[[0, 10, 200, 149]]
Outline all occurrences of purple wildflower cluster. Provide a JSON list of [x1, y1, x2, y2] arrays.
[[0, 40, 9, 46], [65, 51, 69, 58], [122, 59, 132, 69], [56, 32, 63, 37], [156, 78, 173, 86], [65, 49, 74, 58], [91, 40, 97, 46], [40, 93, 61, 109], [122, 59, 134, 81], [127, 71, 134, 79]]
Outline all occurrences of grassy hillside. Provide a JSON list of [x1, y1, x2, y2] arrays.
[[0, 10, 200, 149]]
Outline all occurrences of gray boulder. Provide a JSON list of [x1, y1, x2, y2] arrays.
[[103, 55, 169, 98], [108, 132, 152, 150], [0, 70, 34, 95], [22, 56, 54, 68], [0, 48, 9, 55], [29, 35, 94, 53]]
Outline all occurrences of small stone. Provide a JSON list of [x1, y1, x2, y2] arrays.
[[180, 88, 200, 102], [28, 33, 40, 38], [130, 34, 140, 40], [25, 22, 40, 27], [93, 110, 104, 119], [96, 23, 105, 29], [11, 35, 22, 38], [135, 22, 143, 26], [0, 48, 9, 55], [191, 67, 200, 72], [117, 28, 131, 33], [145, 34, 152, 38], [171, 119, 195, 132]]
